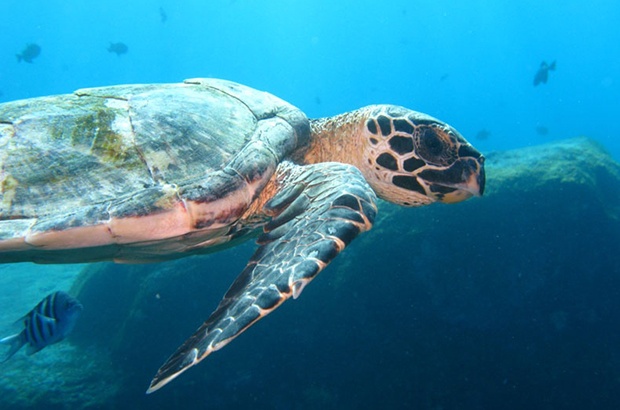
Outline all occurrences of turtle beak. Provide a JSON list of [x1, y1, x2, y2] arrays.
[[419, 155, 486, 204], [460, 156, 485, 197]]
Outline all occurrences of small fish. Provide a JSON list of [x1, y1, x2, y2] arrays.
[[0, 291, 83, 361], [107, 42, 129, 56], [476, 129, 491, 140], [159, 7, 168, 23], [16, 43, 41, 63], [535, 125, 549, 136], [533, 60, 556, 86]]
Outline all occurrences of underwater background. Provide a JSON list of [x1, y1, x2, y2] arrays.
[[1, 1, 619, 409]]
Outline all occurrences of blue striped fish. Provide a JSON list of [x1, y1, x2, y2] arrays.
[[0, 291, 83, 361]]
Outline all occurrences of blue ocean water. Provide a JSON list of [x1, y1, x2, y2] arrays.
[[1, 0, 619, 158], [1, 1, 619, 409]]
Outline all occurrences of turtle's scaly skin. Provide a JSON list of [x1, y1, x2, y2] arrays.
[[148, 160, 377, 391], [304, 105, 484, 206], [0, 79, 484, 392]]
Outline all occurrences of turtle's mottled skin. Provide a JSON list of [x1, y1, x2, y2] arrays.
[[0, 79, 485, 392]]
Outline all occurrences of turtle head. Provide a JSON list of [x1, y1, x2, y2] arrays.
[[360, 105, 485, 206]]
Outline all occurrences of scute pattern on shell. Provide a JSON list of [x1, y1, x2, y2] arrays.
[[0, 79, 310, 262]]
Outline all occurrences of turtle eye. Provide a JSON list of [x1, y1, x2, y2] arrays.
[[415, 126, 452, 165]]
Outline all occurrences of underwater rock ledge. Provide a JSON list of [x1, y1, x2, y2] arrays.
[[483, 137, 620, 217]]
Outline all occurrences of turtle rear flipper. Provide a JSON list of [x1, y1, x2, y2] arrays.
[[147, 161, 377, 393]]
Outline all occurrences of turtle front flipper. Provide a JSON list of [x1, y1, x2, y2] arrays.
[[147, 161, 377, 393]]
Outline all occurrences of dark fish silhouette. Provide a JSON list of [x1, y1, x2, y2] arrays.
[[0, 291, 83, 361], [107, 42, 129, 56], [16, 43, 41, 63], [476, 129, 491, 140], [535, 125, 549, 136], [159, 7, 168, 23], [533, 60, 556, 86]]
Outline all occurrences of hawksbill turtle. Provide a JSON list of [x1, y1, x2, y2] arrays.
[[0, 78, 485, 392]]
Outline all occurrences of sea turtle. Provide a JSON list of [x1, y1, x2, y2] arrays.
[[0, 78, 485, 392]]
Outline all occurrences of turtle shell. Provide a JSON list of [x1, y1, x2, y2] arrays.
[[0, 79, 310, 262]]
